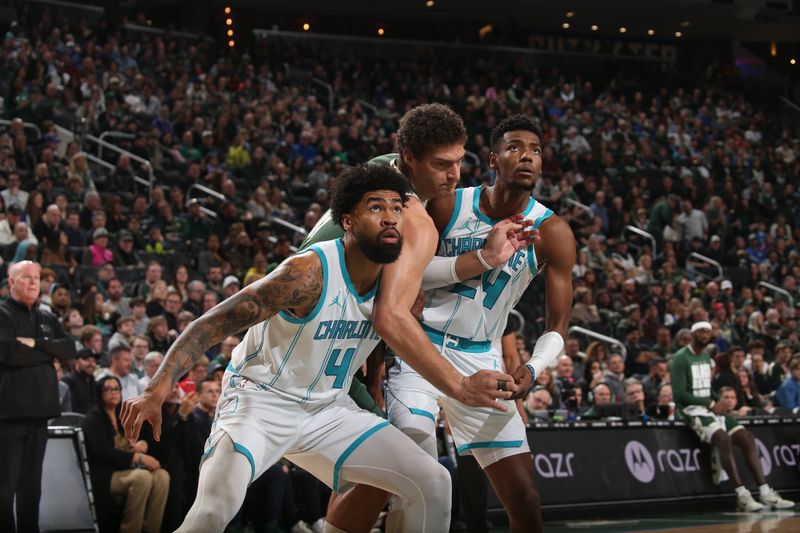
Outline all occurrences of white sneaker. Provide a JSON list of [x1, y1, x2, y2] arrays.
[[711, 448, 729, 485], [291, 521, 314, 533], [311, 518, 326, 533], [737, 491, 767, 512], [760, 488, 795, 509]]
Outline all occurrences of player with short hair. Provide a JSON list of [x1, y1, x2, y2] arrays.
[[122, 165, 455, 533], [328, 115, 576, 533]]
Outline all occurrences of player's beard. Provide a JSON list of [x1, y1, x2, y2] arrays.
[[356, 228, 403, 264]]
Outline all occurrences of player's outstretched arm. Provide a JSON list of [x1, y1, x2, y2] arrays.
[[373, 202, 518, 409], [121, 252, 323, 441], [511, 216, 576, 397]]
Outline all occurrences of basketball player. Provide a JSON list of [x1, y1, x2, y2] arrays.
[[329, 115, 575, 533], [121, 165, 462, 533], [301, 103, 533, 416]]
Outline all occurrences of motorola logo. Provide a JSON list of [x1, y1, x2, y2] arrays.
[[625, 440, 655, 483]]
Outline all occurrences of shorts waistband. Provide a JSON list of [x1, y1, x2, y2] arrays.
[[422, 324, 492, 353]]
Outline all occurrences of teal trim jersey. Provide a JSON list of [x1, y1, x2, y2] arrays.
[[299, 154, 400, 250], [421, 186, 553, 343], [229, 239, 382, 406]]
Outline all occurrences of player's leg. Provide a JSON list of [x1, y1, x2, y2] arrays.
[[176, 432, 253, 533], [290, 400, 451, 533], [481, 452, 541, 533], [729, 425, 765, 485], [441, 392, 536, 533], [332, 424, 451, 533], [325, 486, 389, 533]]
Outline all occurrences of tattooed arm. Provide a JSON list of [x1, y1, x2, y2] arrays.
[[121, 251, 323, 441]]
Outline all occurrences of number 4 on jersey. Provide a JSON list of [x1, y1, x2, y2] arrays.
[[324, 347, 356, 389], [450, 270, 511, 310]]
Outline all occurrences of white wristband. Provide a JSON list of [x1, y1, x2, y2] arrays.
[[476, 248, 493, 270], [527, 331, 565, 380]]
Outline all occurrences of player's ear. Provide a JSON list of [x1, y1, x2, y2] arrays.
[[488, 151, 498, 169], [400, 149, 415, 168], [341, 213, 353, 232]]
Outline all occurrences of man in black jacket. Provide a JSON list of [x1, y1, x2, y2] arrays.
[[60, 348, 98, 414], [0, 260, 78, 532]]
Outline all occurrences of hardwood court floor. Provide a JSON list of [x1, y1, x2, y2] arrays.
[[537, 510, 800, 533]]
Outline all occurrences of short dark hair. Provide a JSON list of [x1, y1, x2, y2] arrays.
[[197, 376, 218, 393], [329, 165, 411, 227], [649, 357, 666, 369], [396, 103, 466, 159], [718, 385, 737, 396], [490, 114, 544, 150], [109, 345, 130, 360]]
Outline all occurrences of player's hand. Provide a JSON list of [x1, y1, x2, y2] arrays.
[[122, 391, 166, 443], [509, 364, 533, 400], [481, 216, 539, 267], [459, 370, 519, 411]]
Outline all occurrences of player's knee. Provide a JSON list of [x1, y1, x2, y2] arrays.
[[507, 483, 540, 520], [420, 462, 452, 503], [153, 468, 170, 487]]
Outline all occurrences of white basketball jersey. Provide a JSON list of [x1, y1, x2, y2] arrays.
[[421, 186, 553, 343], [229, 239, 381, 406]]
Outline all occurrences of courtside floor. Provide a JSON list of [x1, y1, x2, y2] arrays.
[[535, 510, 800, 532]]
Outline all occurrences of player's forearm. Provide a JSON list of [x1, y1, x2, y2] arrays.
[[422, 252, 492, 291], [373, 309, 464, 399]]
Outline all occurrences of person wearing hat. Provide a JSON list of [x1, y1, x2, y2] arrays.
[[221, 275, 240, 300], [88, 227, 113, 267], [112, 229, 143, 268], [61, 348, 99, 414], [670, 321, 794, 511]]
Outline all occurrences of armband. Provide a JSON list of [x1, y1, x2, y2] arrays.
[[421, 256, 460, 291], [526, 331, 564, 381]]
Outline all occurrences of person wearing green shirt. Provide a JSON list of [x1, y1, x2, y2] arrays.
[[671, 321, 793, 511]]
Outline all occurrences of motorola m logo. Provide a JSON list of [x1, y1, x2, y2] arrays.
[[625, 441, 655, 483], [755, 437, 800, 478], [625, 441, 704, 484]]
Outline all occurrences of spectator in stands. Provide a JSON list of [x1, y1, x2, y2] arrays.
[[221, 275, 241, 300], [179, 356, 210, 394], [202, 290, 219, 314], [168, 265, 191, 302], [205, 265, 224, 295], [82, 375, 169, 533], [553, 355, 581, 409], [0, 204, 23, 246], [641, 357, 669, 406], [147, 315, 174, 354], [105, 277, 130, 317], [737, 368, 767, 413], [647, 383, 675, 420], [775, 359, 800, 412], [139, 351, 164, 388], [183, 280, 206, 317], [129, 335, 150, 379], [211, 336, 240, 369], [1, 172, 29, 210], [61, 349, 98, 414], [582, 383, 613, 419], [132, 261, 163, 299], [108, 316, 136, 351], [524, 387, 553, 421], [625, 378, 648, 420], [130, 298, 150, 336], [62, 308, 85, 349], [571, 286, 601, 328], [113, 230, 143, 268], [145, 280, 168, 318], [33, 204, 64, 262], [534, 366, 558, 401], [0, 260, 77, 532], [163, 290, 184, 331], [604, 353, 627, 401], [79, 325, 106, 362], [99, 346, 144, 401]]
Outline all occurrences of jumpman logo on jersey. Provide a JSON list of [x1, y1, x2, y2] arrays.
[[457, 219, 481, 233], [329, 290, 344, 308]]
